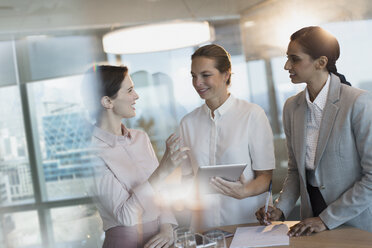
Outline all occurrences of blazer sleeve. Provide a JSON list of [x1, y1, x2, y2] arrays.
[[319, 92, 372, 229], [275, 99, 301, 219]]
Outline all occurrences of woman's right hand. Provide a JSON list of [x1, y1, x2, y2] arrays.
[[255, 206, 284, 225]]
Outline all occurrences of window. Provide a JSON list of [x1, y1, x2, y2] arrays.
[[27, 76, 93, 201], [246, 60, 272, 120], [1, 36, 102, 247], [1, 211, 41, 248], [0, 41, 17, 87], [0, 86, 34, 206], [51, 205, 103, 248], [322, 20, 372, 92]]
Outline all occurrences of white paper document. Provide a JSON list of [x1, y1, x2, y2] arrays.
[[230, 223, 289, 248]]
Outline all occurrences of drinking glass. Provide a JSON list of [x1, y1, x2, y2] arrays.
[[174, 232, 197, 248], [174, 227, 192, 239], [204, 230, 226, 248], [174, 227, 196, 248], [202, 235, 217, 248]]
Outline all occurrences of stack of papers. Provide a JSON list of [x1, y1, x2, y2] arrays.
[[230, 223, 289, 247]]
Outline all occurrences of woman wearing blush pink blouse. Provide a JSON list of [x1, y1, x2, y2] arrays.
[[84, 65, 189, 248]]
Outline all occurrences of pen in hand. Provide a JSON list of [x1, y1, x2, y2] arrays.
[[264, 180, 272, 224]]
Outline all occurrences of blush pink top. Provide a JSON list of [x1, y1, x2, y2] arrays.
[[91, 125, 176, 231]]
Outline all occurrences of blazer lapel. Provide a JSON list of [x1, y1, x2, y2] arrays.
[[314, 74, 341, 169], [293, 92, 307, 180]]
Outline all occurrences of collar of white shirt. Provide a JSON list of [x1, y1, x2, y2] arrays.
[[305, 74, 331, 111], [202, 93, 235, 120]]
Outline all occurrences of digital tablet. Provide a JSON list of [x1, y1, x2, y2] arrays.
[[195, 163, 247, 194]]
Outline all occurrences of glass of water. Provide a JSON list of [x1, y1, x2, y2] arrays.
[[174, 232, 197, 248], [174, 227, 192, 238], [174, 227, 196, 248], [204, 230, 226, 248]]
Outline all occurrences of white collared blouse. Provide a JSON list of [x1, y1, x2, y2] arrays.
[[305, 74, 331, 170], [179, 94, 275, 227]]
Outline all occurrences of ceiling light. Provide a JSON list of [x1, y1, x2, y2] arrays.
[[244, 21, 255, 28], [25, 35, 49, 40], [102, 21, 213, 54]]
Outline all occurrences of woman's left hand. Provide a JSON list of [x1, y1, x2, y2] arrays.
[[287, 217, 327, 237], [166, 134, 190, 167], [162, 133, 190, 170], [210, 176, 247, 199], [151, 134, 189, 186], [144, 223, 174, 248], [210, 170, 272, 200]]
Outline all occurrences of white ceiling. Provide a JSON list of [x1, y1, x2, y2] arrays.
[[0, 0, 267, 36], [2, 0, 372, 59]]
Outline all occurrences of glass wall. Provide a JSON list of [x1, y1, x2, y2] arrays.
[[1, 16, 372, 247]]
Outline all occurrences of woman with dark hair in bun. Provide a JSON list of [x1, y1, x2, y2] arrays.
[[256, 26, 372, 236]]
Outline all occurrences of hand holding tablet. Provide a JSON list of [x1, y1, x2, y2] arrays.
[[195, 163, 247, 194]]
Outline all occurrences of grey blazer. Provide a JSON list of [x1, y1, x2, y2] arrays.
[[275, 73, 372, 232]]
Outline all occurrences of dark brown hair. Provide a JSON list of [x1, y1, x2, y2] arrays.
[[82, 65, 129, 120], [191, 44, 232, 85], [93, 65, 128, 98], [290, 26, 350, 85]]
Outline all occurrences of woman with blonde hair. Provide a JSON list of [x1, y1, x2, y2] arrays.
[[180, 44, 275, 228]]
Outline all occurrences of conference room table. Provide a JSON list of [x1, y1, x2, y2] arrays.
[[211, 221, 372, 248]]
